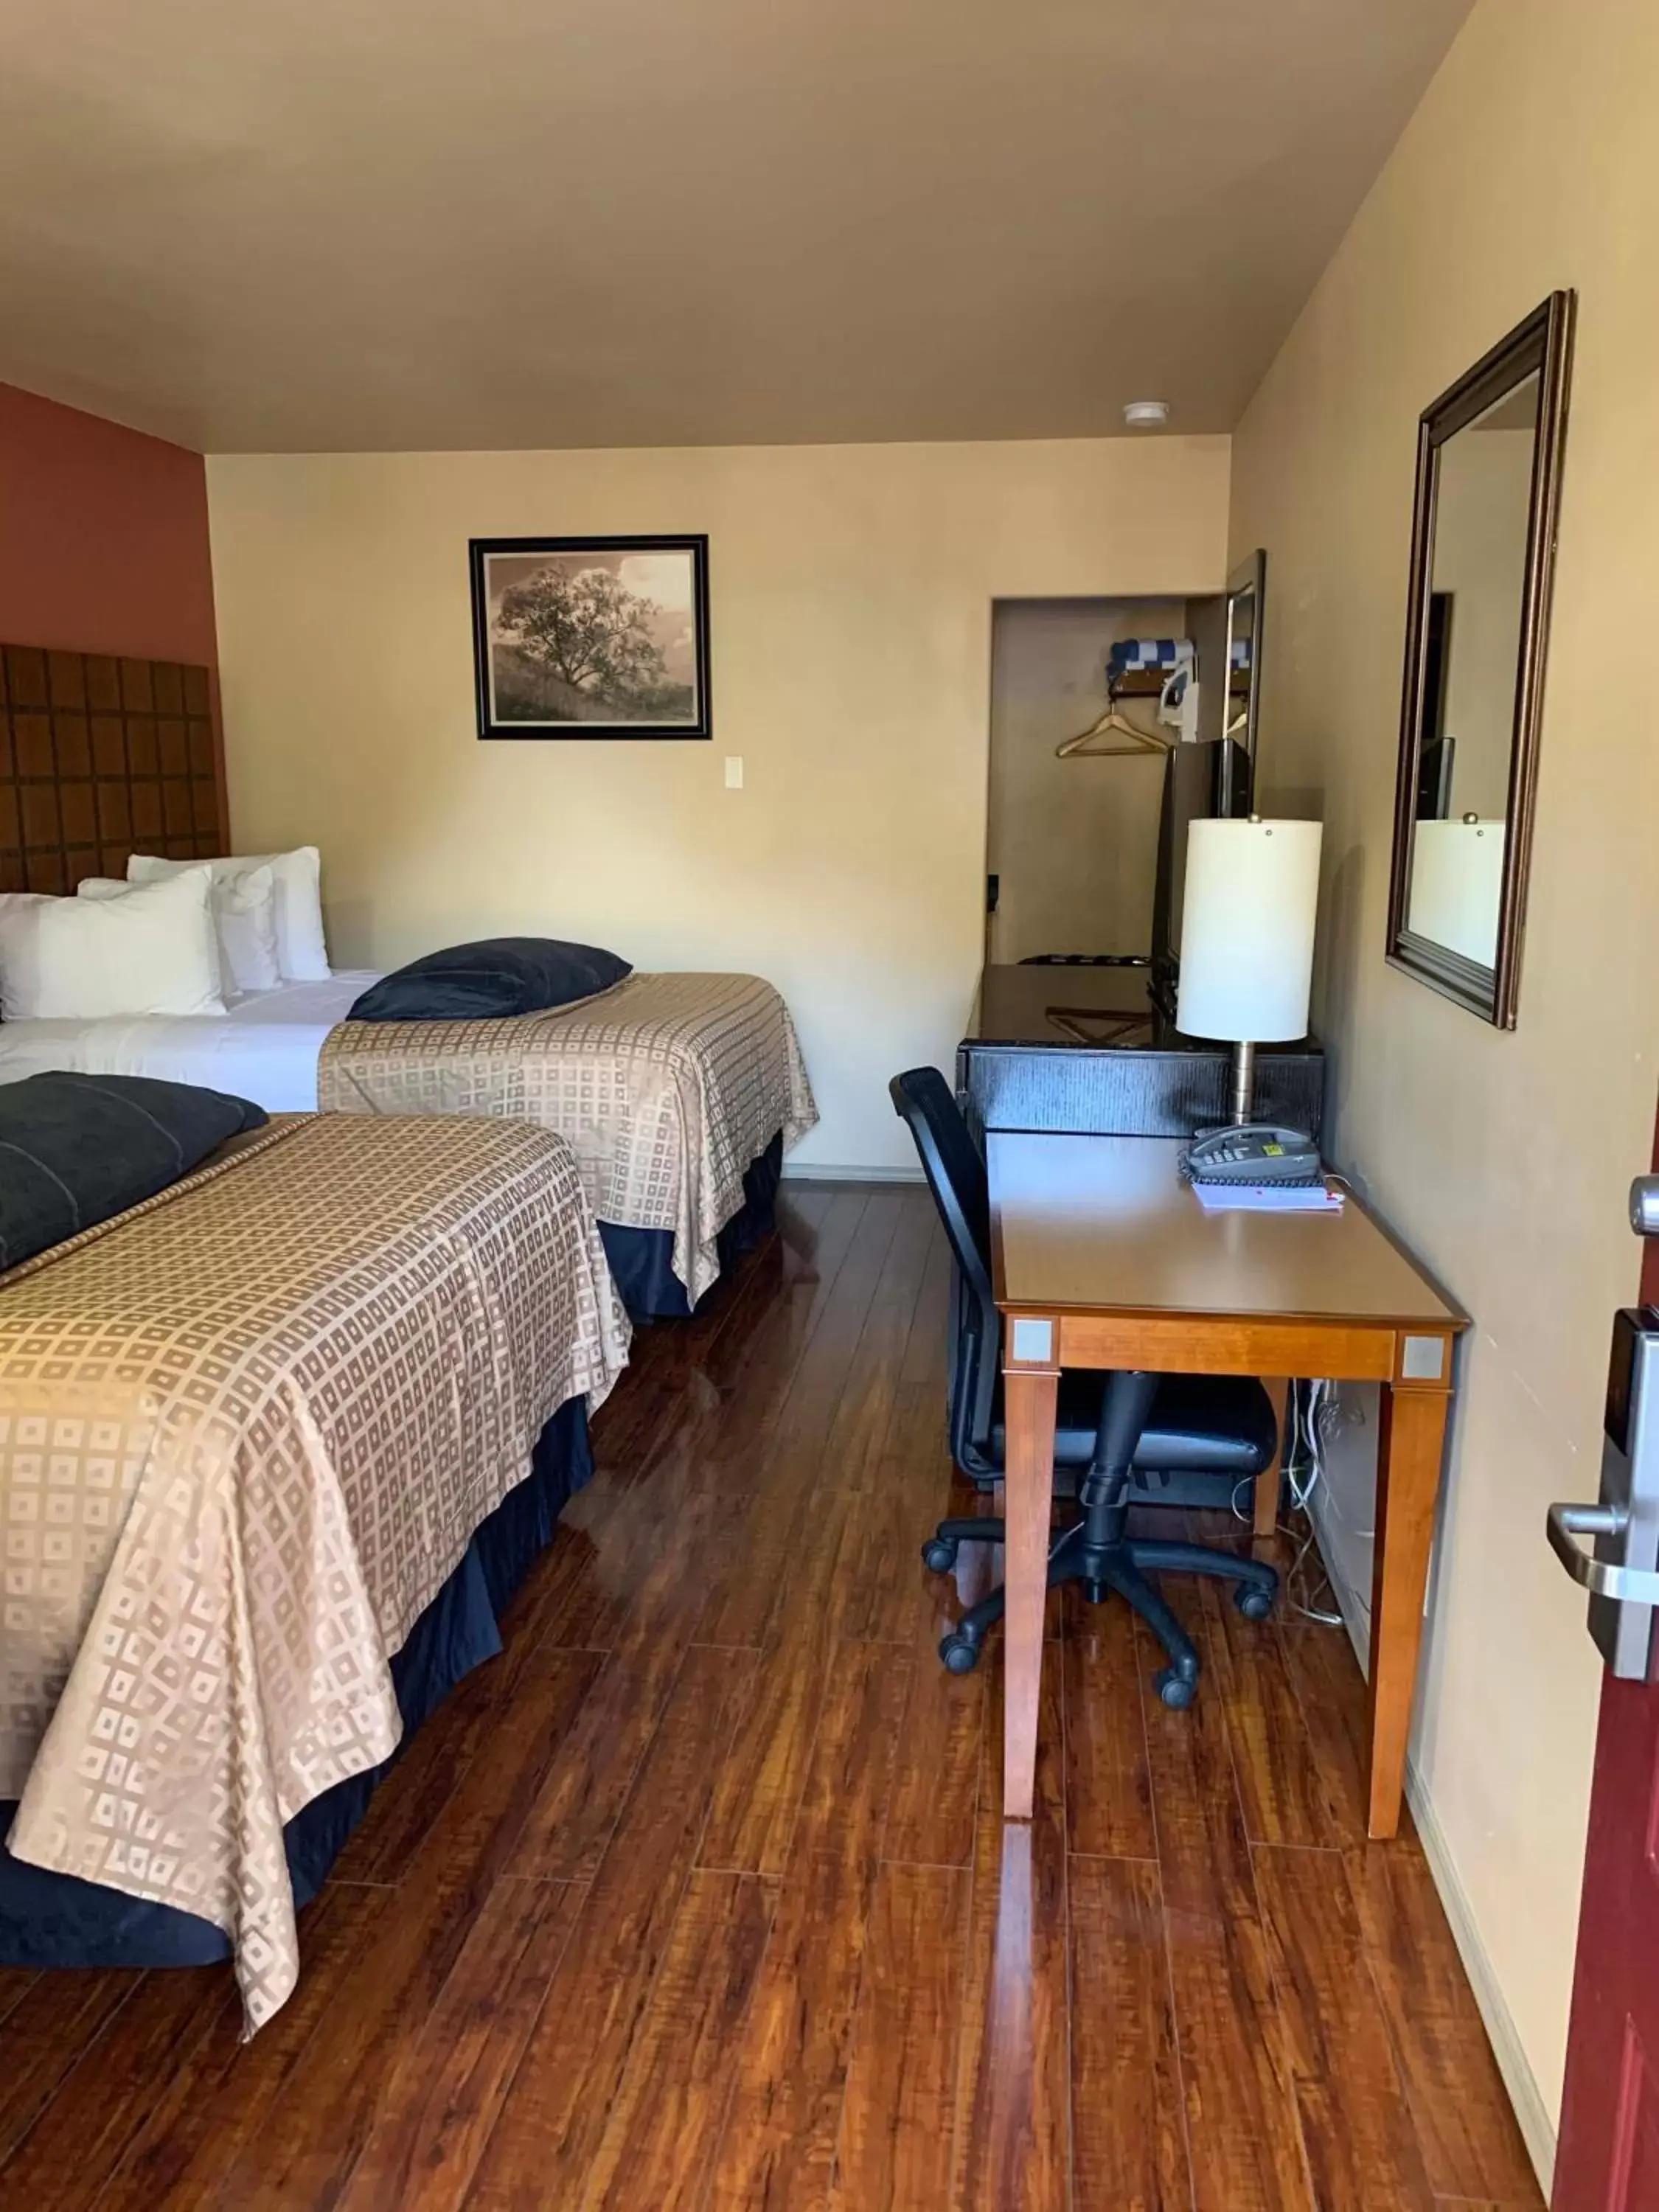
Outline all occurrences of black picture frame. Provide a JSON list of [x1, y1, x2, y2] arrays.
[[1385, 292, 1575, 1029], [470, 535, 712, 741]]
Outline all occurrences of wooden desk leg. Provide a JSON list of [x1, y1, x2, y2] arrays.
[[1001, 1364, 1059, 1823], [1366, 1382, 1451, 1840], [1254, 1376, 1290, 1540]]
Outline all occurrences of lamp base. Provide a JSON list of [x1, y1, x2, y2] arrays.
[[1228, 1040, 1256, 1127], [1190, 1042, 1314, 1152]]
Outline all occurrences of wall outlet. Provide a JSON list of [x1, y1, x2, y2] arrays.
[[723, 756, 744, 789]]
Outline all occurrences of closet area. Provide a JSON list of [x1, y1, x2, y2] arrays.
[[984, 556, 1264, 982]]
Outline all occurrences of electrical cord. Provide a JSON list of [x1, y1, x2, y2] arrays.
[[1231, 1377, 1344, 1624], [1285, 1376, 1345, 1623], [1279, 1516, 1344, 1627]]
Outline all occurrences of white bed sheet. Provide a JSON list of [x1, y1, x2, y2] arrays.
[[0, 974, 379, 1112]]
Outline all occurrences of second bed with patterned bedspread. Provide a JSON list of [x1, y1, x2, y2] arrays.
[[318, 970, 816, 1304]]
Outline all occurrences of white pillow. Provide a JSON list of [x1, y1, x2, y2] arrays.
[[83, 865, 280, 995], [213, 863, 283, 992], [128, 846, 330, 982], [0, 869, 225, 1020], [77, 876, 225, 997]]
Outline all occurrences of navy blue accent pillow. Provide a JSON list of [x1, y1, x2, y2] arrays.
[[347, 938, 633, 1023], [0, 1072, 267, 1273]]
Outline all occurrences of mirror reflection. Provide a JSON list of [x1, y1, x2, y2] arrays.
[[1225, 588, 1255, 747], [1405, 371, 1540, 970], [1218, 551, 1263, 820]]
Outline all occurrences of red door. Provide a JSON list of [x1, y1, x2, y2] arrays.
[[1553, 1114, 1659, 2209]]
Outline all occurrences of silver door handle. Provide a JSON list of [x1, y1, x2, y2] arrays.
[[1547, 1500, 1659, 1601], [1632, 1176, 1659, 1237]]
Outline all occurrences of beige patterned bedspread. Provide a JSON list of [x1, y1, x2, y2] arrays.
[[0, 1115, 629, 2033], [318, 972, 818, 1303]]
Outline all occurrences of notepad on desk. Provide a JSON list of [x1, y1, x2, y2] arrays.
[[1190, 1178, 1344, 1214]]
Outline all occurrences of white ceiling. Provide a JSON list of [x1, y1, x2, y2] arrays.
[[0, 0, 1472, 454]]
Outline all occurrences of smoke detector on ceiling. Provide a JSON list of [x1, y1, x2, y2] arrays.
[[1123, 400, 1170, 428]]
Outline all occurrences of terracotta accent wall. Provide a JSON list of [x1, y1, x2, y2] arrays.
[[0, 382, 216, 666]]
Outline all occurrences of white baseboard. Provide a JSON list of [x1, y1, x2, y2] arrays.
[[781, 1163, 924, 1184], [1314, 1531, 1555, 2198], [1403, 1759, 1557, 2200]]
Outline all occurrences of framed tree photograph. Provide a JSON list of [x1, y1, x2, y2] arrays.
[[469, 535, 712, 740]]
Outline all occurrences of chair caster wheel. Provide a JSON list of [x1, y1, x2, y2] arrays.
[[1234, 1585, 1276, 1622], [922, 1538, 959, 1574], [939, 1632, 981, 1675], [1155, 1668, 1197, 1711]]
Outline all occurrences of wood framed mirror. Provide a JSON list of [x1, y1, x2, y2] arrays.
[[1386, 291, 1575, 1028]]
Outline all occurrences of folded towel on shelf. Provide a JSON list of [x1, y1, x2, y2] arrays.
[[1106, 638, 1195, 678]]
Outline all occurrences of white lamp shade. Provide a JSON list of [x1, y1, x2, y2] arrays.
[[1407, 818, 1505, 967], [1176, 817, 1323, 1043]]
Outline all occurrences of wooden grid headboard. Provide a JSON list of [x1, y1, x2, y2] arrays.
[[0, 641, 228, 895]]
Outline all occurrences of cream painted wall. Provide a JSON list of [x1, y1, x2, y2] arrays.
[[1230, 0, 1659, 2162], [207, 437, 1230, 1171], [986, 597, 1183, 964]]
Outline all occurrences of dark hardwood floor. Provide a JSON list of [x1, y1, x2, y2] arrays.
[[0, 1183, 1543, 2210]]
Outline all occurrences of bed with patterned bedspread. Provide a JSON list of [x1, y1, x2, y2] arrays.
[[0, 1112, 628, 2032], [318, 970, 817, 1305]]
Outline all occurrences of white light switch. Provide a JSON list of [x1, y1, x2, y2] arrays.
[[723, 756, 744, 790]]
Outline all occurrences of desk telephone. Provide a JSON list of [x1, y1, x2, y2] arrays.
[[1181, 1124, 1323, 1186]]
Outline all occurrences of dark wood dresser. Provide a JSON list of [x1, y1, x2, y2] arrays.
[[958, 964, 1326, 1139]]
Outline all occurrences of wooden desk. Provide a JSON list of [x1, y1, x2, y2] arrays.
[[989, 1132, 1467, 1840]]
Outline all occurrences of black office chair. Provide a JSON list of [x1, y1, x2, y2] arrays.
[[890, 1067, 1279, 1708]]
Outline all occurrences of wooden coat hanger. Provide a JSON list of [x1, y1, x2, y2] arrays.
[[1054, 697, 1171, 759]]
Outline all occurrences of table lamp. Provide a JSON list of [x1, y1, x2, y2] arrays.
[[1407, 813, 1506, 967], [1176, 815, 1323, 1127]]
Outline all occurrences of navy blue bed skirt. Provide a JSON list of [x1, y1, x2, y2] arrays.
[[597, 1130, 783, 1320], [0, 1392, 593, 1969]]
